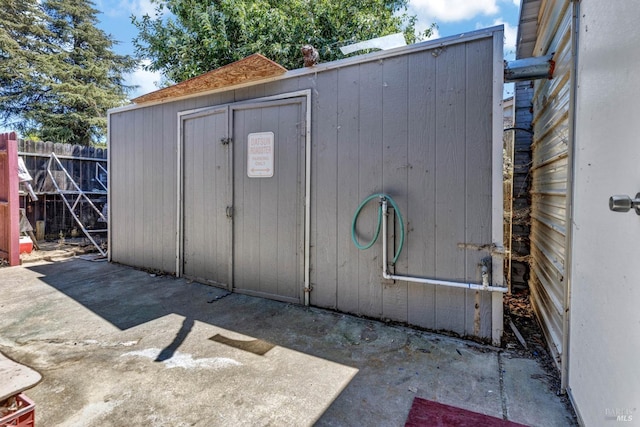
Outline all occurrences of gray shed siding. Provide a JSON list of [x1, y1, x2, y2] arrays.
[[109, 29, 503, 340], [525, 0, 572, 367]]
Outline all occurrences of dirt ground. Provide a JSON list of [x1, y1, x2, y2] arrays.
[[18, 238, 104, 264]]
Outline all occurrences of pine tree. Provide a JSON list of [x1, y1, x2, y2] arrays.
[[0, 0, 137, 145], [0, 0, 53, 130]]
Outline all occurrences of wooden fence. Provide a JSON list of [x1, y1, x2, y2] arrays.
[[18, 139, 108, 240], [18, 139, 107, 193]]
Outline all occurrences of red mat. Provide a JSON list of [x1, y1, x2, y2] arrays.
[[405, 397, 528, 427]]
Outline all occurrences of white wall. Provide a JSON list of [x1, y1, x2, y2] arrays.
[[570, 1, 640, 425]]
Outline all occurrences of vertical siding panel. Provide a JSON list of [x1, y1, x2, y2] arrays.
[[311, 71, 338, 308], [434, 44, 467, 335], [182, 118, 193, 275], [184, 115, 196, 276], [276, 102, 302, 299], [381, 56, 409, 323], [464, 39, 494, 338], [150, 105, 163, 269], [194, 115, 206, 277], [336, 66, 361, 314], [213, 112, 230, 283], [357, 61, 384, 318], [122, 110, 136, 264], [232, 110, 246, 289], [258, 106, 279, 295], [133, 109, 146, 267], [237, 109, 262, 290], [163, 103, 179, 273], [407, 50, 437, 328], [110, 113, 126, 263]]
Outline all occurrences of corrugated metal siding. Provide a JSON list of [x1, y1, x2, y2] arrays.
[[109, 29, 502, 340], [528, 0, 572, 365]]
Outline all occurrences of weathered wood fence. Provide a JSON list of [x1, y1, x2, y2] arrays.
[[18, 139, 108, 239], [18, 140, 107, 193]]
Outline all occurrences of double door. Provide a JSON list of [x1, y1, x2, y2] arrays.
[[181, 97, 306, 303]]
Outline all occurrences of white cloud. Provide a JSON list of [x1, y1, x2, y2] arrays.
[[410, 0, 499, 22], [512, 0, 520, 7], [123, 0, 157, 18], [99, 0, 158, 18], [127, 60, 162, 99]]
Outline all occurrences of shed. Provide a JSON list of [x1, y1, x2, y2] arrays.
[[515, 1, 640, 424], [108, 27, 506, 344]]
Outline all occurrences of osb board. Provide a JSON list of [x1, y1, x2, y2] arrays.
[[131, 54, 287, 104]]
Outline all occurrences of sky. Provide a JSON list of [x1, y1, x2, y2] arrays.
[[94, 0, 521, 99]]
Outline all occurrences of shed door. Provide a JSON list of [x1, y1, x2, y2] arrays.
[[182, 108, 231, 287], [232, 99, 306, 303]]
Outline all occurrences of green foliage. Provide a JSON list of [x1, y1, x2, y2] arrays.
[[134, 0, 431, 84], [0, 0, 137, 145]]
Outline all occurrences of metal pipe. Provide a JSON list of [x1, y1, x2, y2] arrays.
[[504, 54, 555, 82], [381, 198, 508, 293]]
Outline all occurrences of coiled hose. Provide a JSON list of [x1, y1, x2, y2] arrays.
[[351, 194, 405, 264]]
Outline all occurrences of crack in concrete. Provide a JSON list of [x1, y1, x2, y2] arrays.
[[498, 351, 509, 420], [15, 338, 140, 348]]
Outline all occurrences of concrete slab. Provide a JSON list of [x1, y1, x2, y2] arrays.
[[0, 259, 576, 426]]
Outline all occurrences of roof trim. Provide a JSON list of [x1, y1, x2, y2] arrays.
[[131, 53, 287, 104], [109, 26, 504, 115], [516, 0, 542, 59]]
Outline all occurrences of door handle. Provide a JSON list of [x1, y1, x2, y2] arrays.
[[609, 193, 640, 215]]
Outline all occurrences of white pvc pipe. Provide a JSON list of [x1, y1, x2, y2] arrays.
[[381, 199, 508, 293]]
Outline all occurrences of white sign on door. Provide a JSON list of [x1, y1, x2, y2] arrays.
[[247, 132, 274, 178]]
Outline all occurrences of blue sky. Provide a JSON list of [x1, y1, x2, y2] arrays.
[[94, 0, 520, 99]]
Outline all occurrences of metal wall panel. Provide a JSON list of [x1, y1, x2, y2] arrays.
[[108, 28, 502, 340], [527, 0, 572, 366]]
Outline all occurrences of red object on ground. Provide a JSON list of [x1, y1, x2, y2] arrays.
[[0, 393, 35, 427], [19, 237, 33, 254], [405, 397, 528, 427]]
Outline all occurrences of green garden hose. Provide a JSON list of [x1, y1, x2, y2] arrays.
[[351, 194, 405, 264]]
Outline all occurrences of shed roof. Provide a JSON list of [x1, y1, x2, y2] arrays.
[[131, 53, 287, 104]]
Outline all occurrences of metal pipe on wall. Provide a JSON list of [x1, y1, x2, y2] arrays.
[[381, 198, 508, 293], [504, 54, 555, 82]]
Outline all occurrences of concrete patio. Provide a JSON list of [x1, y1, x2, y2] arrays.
[[0, 258, 576, 426]]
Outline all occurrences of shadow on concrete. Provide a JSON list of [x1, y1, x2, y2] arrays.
[[23, 259, 344, 363], [155, 316, 194, 362]]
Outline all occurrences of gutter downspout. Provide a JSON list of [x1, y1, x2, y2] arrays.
[[380, 198, 508, 293]]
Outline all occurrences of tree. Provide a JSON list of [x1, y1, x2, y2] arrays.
[[0, 0, 54, 128], [133, 0, 430, 84], [0, 0, 137, 145]]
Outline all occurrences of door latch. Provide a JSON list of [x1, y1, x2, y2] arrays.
[[609, 193, 640, 215], [220, 137, 232, 145], [226, 206, 234, 218]]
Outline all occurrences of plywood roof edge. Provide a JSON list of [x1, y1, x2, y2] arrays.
[[131, 53, 287, 104]]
